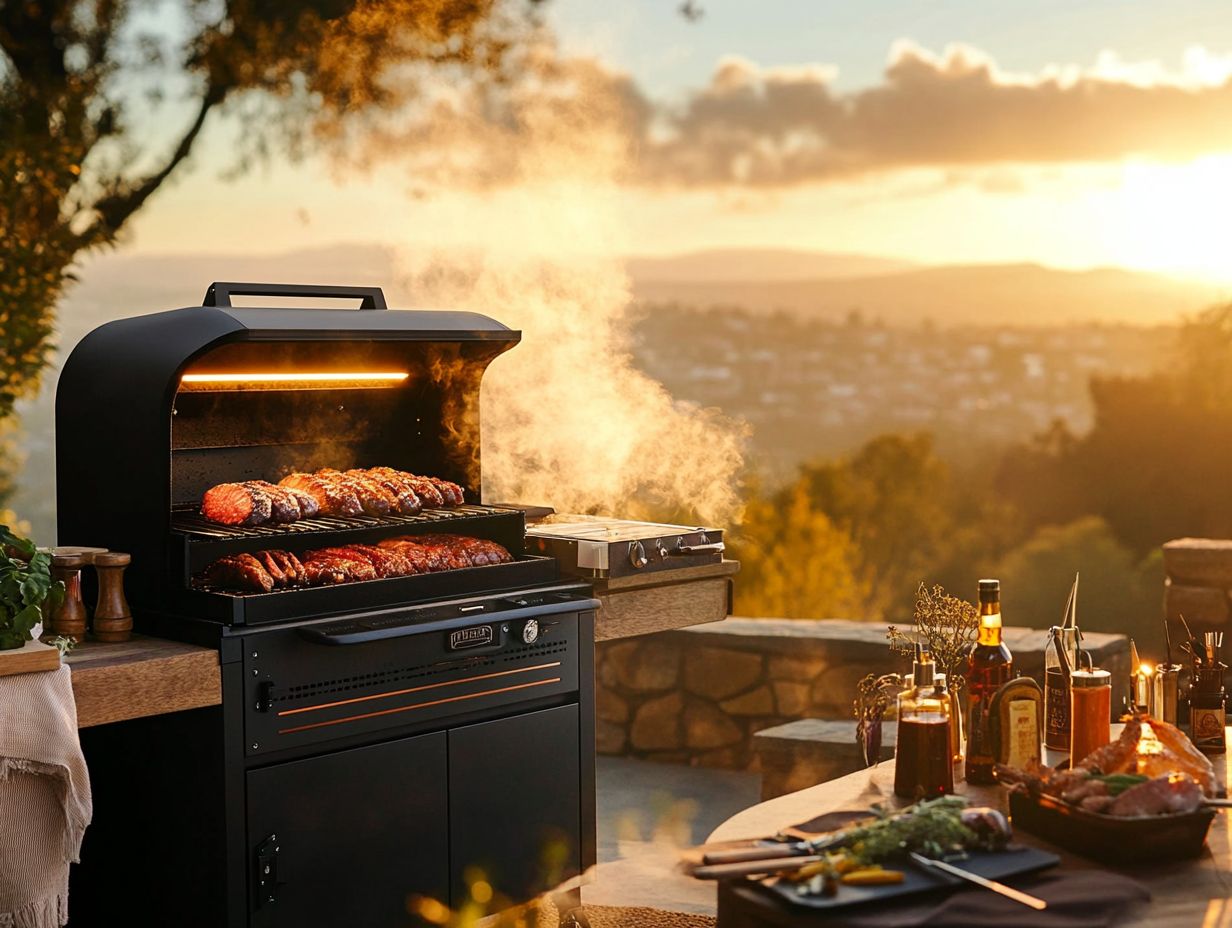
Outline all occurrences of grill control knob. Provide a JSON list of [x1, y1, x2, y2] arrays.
[[628, 541, 649, 569], [521, 619, 540, 644]]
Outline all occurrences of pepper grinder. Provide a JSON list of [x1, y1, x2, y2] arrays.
[[92, 552, 133, 643], [50, 554, 89, 639]]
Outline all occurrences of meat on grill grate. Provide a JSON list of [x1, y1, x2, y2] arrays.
[[200, 467, 465, 526], [197, 535, 511, 593]]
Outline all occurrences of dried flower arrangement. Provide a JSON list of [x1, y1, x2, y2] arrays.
[[888, 582, 979, 693], [853, 672, 904, 767]]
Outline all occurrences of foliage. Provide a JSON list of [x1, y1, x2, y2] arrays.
[[888, 582, 979, 691], [0, 526, 64, 649], [997, 304, 1232, 554], [993, 516, 1161, 650], [0, 0, 540, 424], [796, 434, 953, 620], [727, 478, 867, 619]]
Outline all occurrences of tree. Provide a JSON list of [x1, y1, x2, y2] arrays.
[[994, 516, 1160, 647], [728, 478, 867, 620], [0, 0, 540, 438], [997, 304, 1232, 555], [795, 433, 955, 621]]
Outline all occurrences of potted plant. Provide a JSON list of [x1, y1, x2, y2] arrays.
[[0, 526, 64, 650]]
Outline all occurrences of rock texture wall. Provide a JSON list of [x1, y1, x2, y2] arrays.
[[1164, 539, 1232, 632], [596, 618, 1130, 770]]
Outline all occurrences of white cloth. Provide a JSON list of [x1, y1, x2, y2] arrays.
[[0, 664, 92, 927]]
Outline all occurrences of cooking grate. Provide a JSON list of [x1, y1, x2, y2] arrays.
[[171, 504, 516, 541]]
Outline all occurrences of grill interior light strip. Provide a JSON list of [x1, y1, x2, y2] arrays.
[[179, 371, 409, 391], [276, 678, 561, 735], [276, 661, 564, 717]]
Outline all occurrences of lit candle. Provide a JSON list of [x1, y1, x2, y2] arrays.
[[1134, 663, 1155, 715]]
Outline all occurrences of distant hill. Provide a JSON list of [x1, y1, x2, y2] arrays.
[[625, 248, 915, 283], [633, 262, 1225, 326]]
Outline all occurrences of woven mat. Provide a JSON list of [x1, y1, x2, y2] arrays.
[[527, 897, 716, 928]]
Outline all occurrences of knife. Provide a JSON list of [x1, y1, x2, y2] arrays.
[[701, 835, 846, 866], [692, 854, 826, 880], [907, 852, 1047, 910]]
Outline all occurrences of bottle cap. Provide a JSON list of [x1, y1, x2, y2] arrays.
[[1071, 668, 1111, 688], [979, 578, 1000, 603], [912, 643, 936, 688]]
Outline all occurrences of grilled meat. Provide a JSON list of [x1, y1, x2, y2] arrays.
[[255, 550, 291, 588], [370, 468, 445, 508], [316, 469, 395, 516], [201, 483, 273, 526], [1078, 715, 1218, 797], [202, 467, 462, 524], [278, 472, 363, 518], [197, 532, 506, 593], [1107, 774, 1204, 817], [203, 554, 274, 593], [348, 469, 422, 514], [246, 481, 302, 524]]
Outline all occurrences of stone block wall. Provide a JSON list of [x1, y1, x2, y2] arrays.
[[1163, 539, 1232, 632], [595, 618, 1130, 771]]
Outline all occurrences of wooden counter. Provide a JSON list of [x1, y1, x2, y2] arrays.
[[591, 559, 739, 641], [65, 634, 221, 728]]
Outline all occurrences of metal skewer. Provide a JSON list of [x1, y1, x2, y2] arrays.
[[908, 852, 1047, 910]]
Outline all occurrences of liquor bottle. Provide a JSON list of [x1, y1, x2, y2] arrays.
[[965, 578, 1013, 784], [894, 645, 954, 799]]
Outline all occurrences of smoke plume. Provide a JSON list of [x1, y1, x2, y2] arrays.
[[389, 41, 747, 523]]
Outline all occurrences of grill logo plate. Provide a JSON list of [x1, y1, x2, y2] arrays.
[[449, 624, 495, 650]]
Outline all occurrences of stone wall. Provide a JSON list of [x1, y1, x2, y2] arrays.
[[1163, 539, 1232, 632], [596, 618, 1130, 770]]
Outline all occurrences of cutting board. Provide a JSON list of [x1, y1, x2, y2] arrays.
[[0, 639, 62, 677]]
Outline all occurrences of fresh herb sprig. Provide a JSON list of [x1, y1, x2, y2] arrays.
[[0, 526, 64, 650], [845, 796, 976, 865]]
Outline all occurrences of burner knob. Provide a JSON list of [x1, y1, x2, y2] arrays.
[[521, 619, 540, 644], [628, 541, 648, 569]]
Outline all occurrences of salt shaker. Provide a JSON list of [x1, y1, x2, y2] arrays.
[[50, 554, 89, 639], [92, 552, 133, 643]]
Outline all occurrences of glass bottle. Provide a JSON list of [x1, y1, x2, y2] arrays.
[[895, 646, 954, 799], [1189, 666, 1227, 754], [1069, 666, 1111, 763], [1044, 625, 1078, 750], [965, 578, 1013, 785]]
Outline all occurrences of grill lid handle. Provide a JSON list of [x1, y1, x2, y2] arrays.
[[202, 282, 388, 309]]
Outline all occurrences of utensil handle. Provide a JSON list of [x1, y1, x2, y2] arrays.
[[692, 854, 823, 881], [926, 858, 1048, 910], [1203, 798, 1232, 808], [701, 844, 804, 865]]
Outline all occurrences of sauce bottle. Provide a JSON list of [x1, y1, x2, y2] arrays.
[[1069, 665, 1111, 764], [895, 645, 954, 799]]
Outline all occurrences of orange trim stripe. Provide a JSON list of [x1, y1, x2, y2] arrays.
[[277, 661, 564, 717], [277, 678, 562, 735]]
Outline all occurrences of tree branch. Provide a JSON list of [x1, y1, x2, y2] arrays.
[[80, 83, 226, 245]]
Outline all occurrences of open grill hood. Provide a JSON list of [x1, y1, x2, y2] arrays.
[[56, 282, 525, 621]]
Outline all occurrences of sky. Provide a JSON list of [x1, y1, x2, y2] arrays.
[[120, 0, 1232, 281]]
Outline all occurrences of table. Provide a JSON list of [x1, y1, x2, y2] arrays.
[[708, 733, 1232, 927]]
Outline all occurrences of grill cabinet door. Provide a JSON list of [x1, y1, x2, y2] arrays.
[[448, 704, 581, 910], [247, 732, 449, 928]]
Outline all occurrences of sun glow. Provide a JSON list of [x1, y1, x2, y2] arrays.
[[1113, 155, 1232, 283]]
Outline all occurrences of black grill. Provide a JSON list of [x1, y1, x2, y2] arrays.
[[59, 282, 598, 927]]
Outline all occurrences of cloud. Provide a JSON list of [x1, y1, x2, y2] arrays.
[[638, 41, 1232, 185], [346, 37, 1232, 190]]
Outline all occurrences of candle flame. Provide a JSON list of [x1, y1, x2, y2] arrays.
[[1140, 663, 1155, 676]]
